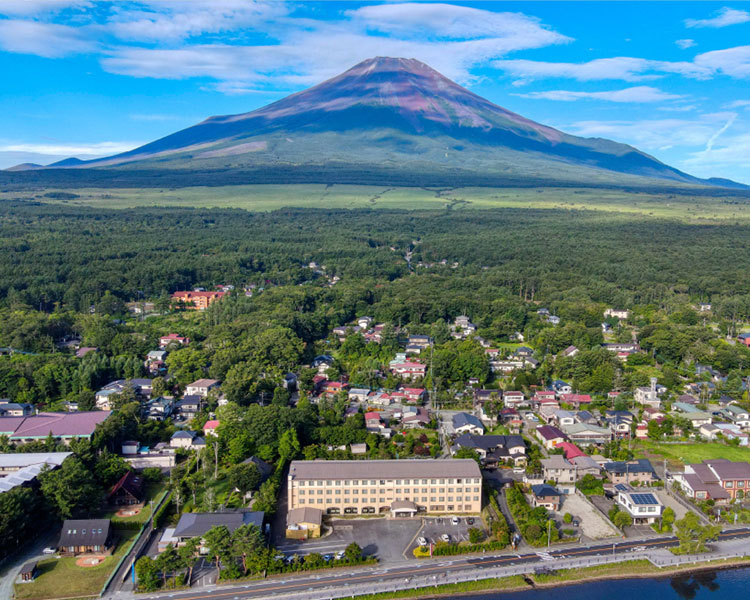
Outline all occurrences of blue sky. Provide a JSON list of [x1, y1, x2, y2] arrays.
[[1, 1, 750, 182]]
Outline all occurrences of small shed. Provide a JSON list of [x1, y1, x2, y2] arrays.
[[19, 561, 37, 582]]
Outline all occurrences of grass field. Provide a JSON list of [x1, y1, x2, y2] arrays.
[[14, 529, 137, 600], [9, 184, 750, 223], [636, 440, 750, 467]]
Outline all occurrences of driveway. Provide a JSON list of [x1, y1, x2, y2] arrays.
[[276, 518, 422, 564], [0, 531, 57, 600]]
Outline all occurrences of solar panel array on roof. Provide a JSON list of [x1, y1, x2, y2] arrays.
[[630, 493, 658, 505], [614, 483, 628, 492]]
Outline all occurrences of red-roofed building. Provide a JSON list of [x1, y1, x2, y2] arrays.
[[558, 441, 585, 460], [172, 291, 226, 310], [365, 412, 384, 430], [159, 333, 190, 348], [560, 394, 592, 408], [401, 388, 426, 403], [390, 361, 426, 380], [107, 471, 145, 507], [322, 381, 347, 398], [203, 420, 220, 437]]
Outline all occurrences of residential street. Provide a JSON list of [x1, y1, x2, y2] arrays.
[[111, 527, 750, 600]]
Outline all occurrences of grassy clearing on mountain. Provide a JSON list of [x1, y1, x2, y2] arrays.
[[9, 184, 750, 222]]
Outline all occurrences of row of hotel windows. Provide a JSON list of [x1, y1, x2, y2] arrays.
[[296, 478, 481, 486], [330, 505, 472, 514], [724, 481, 748, 488], [298, 487, 480, 495], [298, 496, 480, 504]]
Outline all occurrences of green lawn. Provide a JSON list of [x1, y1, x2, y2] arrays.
[[13, 184, 750, 223], [636, 440, 750, 467], [14, 529, 138, 600]]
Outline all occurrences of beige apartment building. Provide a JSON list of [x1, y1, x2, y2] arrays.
[[287, 459, 482, 516]]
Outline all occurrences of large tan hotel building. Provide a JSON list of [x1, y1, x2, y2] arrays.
[[287, 459, 482, 516]]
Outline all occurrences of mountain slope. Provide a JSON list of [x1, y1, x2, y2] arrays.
[[11, 57, 744, 188]]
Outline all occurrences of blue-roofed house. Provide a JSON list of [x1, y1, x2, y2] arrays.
[[531, 484, 562, 511], [452, 412, 485, 435]]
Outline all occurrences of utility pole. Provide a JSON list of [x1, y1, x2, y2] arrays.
[[547, 520, 551, 548], [214, 441, 219, 479]]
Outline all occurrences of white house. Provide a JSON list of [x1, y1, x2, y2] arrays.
[[615, 484, 663, 524], [185, 379, 221, 398]]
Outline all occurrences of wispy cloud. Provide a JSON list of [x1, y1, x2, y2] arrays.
[[685, 7, 750, 29], [493, 56, 711, 83], [675, 39, 696, 50], [725, 100, 750, 109], [494, 46, 750, 84], [0, 2, 572, 89], [0, 19, 95, 57], [0, 141, 141, 155], [516, 86, 682, 103]]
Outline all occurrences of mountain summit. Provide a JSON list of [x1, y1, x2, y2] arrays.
[[23, 57, 737, 188]]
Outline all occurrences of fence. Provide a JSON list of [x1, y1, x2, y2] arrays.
[[234, 548, 750, 600], [99, 488, 171, 597]]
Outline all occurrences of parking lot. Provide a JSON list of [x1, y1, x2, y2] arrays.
[[557, 492, 619, 540], [276, 518, 422, 563], [407, 515, 481, 553]]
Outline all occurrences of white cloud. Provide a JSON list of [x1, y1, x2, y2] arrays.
[[0, 0, 89, 17], [685, 7, 750, 29], [567, 113, 740, 150], [675, 39, 696, 50], [101, 24, 571, 88], [516, 86, 682, 103], [0, 19, 95, 57], [106, 1, 287, 42], [0, 141, 141, 155], [694, 45, 750, 79], [725, 100, 750, 109], [348, 3, 570, 47], [492, 56, 711, 83]]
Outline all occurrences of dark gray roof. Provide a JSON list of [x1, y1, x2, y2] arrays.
[[58, 519, 111, 547], [241, 456, 274, 481], [453, 433, 525, 452], [532, 484, 561, 498], [604, 459, 655, 475], [173, 510, 264, 539]]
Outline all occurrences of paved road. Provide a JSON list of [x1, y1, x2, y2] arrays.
[[127, 527, 750, 600], [0, 532, 56, 600]]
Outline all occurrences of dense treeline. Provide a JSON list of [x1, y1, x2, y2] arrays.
[[4, 166, 750, 194], [3, 202, 750, 314]]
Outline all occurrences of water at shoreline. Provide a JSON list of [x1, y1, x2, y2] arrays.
[[452, 566, 748, 600]]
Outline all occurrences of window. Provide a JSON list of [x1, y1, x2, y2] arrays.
[[299, 490, 305, 495]]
